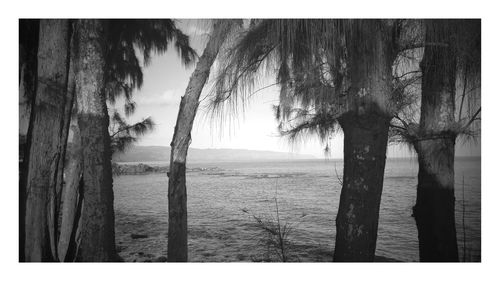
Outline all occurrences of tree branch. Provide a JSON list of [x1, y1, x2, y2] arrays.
[[110, 118, 152, 138], [389, 123, 407, 132], [458, 71, 468, 121], [393, 114, 409, 129], [462, 107, 481, 131]]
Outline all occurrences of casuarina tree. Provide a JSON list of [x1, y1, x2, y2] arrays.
[[211, 19, 416, 261], [23, 19, 71, 262], [168, 19, 240, 262], [55, 19, 195, 261], [391, 19, 481, 261]]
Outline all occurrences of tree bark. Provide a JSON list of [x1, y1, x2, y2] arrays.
[[19, 19, 39, 262], [24, 19, 70, 262], [412, 20, 459, 262], [334, 112, 390, 261], [168, 21, 232, 262], [333, 20, 395, 261], [50, 21, 77, 261], [57, 117, 84, 262], [74, 19, 117, 262], [414, 137, 457, 261]]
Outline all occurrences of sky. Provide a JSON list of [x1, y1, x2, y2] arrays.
[[116, 20, 481, 159]]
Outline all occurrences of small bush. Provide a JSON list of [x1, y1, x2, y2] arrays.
[[241, 182, 306, 262]]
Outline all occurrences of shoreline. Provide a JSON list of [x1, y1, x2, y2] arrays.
[[112, 162, 222, 176]]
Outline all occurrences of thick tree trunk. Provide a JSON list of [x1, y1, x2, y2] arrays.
[[414, 137, 458, 261], [57, 117, 84, 262], [19, 19, 39, 262], [24, 19, 70, 262], [168, 21, 231, 262], [74, 19, 117, 262], [333, 20, 395, 261], [412, 20, 459, 262], [334, 112, 390, 261]]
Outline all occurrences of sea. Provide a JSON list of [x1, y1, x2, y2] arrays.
[[113, 157, 481, 262]]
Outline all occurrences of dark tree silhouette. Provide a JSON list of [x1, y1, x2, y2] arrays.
[[19, 19, 39, 262]]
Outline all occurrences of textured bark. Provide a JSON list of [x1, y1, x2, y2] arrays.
[[168, 21, 232, 262], [412, 20, 459, 262], [24, 19, 70, 262], [19, 19, 39, 262], [334, 112, 390, 261], [74, 19, 117, 262], [57, 117, 84, 262], [333, 21, 395, 261], [51, 21, 77, 260], [168, 162, 187, 261]]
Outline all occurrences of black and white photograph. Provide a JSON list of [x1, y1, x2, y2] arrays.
[[3, 0, 500, 280]]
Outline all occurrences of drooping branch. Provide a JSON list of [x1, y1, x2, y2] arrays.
[[110, 117, 154, 138], [109, 115, 155, 155]]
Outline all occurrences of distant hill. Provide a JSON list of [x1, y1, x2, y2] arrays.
[[113, 146, 316, 163]]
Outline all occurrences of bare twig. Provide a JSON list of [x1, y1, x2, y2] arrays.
[[393, 114, 410, 129], [462, 107, 481, 131], [458, 73, 468, 121], [389, 123, 408, 132], [241, 180, 306, 262], [334, 163, 343, 186]]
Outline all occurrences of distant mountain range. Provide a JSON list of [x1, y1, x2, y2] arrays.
[[113, 146, 316, 163]]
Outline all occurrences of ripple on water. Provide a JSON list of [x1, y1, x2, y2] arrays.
[[113, 158, 480, 262]]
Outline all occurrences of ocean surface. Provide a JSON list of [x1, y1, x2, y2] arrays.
[[113, 157, 481, 262]]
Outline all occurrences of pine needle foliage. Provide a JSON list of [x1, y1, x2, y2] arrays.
[[102, 20, 196, 153], [104, 19, 198, 108], [389, 19, 481, 147], [210, 19, 410, 150], [109, 111, 155, 155]]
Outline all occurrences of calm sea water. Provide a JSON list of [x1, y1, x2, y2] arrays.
[[113, 157, 481, 262]]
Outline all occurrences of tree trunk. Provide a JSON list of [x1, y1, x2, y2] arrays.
[[74, 19, 117, 262], [51, 21, 77, 261], [19, 19, 39, 262], [334, 112, 390, 261], [412, 20, 459, 262], [168, 21, 232, 262], [24, 19, 70, 262], [333, 20, 395, 261], [414, 138, 457, 261], [19, 20, 40, 138], [57, 117, 84, 262]]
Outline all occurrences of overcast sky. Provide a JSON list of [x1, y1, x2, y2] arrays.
[[115, 19, 481, 159]]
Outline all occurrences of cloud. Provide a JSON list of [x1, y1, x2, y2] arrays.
[[136, 89, 183, 107]]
